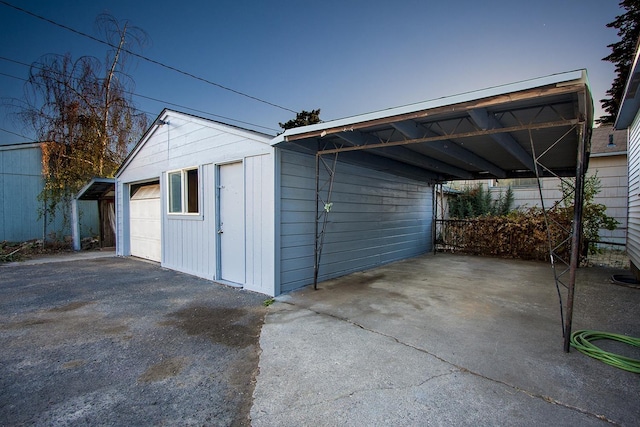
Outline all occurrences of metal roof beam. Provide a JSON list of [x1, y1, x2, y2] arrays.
[[392, 121, 507, 178], [467, 108, 537, 172], [336, 130, 473, 179], [336, 151, 441, 182], [316, 119, 580, 155]]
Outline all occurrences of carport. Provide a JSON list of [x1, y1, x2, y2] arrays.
[[274, 70, 593, 351]]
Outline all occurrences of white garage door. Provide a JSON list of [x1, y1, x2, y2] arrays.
[[130, 183, 161, 262]]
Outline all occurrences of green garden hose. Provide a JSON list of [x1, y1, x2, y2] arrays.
[[570, 330, 640, 373]]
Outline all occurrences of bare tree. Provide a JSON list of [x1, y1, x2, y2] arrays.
[[19, 14, 148, 236]]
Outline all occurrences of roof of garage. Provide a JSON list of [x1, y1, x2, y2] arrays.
[[272, 70, 593, 183]]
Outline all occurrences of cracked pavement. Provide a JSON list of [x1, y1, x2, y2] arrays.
[[251, 254, 639, 426]]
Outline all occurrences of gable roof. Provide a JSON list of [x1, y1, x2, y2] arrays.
[[272, 70, 593, 183], [116, 109, 274, 177]]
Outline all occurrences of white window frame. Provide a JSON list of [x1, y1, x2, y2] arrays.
[[167, 166, 201, 216]]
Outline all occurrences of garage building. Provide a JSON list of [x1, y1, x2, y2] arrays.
[[116, 70, 592, 302]]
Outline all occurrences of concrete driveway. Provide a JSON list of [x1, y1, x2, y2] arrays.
[[252, 253, 640, 426], [0, 256, 267, 426]]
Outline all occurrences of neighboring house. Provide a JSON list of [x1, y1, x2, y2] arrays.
[[584, 127, 628, 244], [614, 39, 640, 279], [116, 71, 592, 296], [0, 142, 98, 242], [446, 126, 628, 245]]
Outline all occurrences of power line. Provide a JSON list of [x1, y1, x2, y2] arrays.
[[0, 0, 298, 114], [0, 126, 30, 140], [0, 58, 280, 132], [131, 93, 279, 132], [0, 70, 26, 82]]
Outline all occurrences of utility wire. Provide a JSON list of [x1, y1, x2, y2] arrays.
[[0, 58, 280, 132], [131, 92, 279, 132], [0, 0, 298, 114], [0, 126, 30, 140]]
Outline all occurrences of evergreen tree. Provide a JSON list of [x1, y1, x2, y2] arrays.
[[279, 109, 322, 130], [598, 0, 640, 124]]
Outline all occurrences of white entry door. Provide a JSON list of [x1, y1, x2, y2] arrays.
[[218, 162, 245, 284]]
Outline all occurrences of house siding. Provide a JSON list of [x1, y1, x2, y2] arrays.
[[487, 154, 628, 245], [628, 116, 640, 271], [279, 150, 433, 294], [116, 111, 275, 293], [0, 143, 98, 242], [589, 155, 628, 244], [244, 154, 276, 294], [162, 164, 215, 278]]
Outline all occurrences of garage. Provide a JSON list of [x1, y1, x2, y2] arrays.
[[116, 70, 592, 350], [129, 182, 161, 262]]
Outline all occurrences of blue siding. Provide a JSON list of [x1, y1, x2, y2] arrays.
[[279, 150, 433, 293], [0, 144, 99, 242]]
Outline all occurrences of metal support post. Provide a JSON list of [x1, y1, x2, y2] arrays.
[[563, 123, 588, 352], [529, 123, 588, 351], [313, 151, 339, 290]]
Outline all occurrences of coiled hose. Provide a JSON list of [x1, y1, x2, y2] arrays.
[[570, 330, 640, 373]]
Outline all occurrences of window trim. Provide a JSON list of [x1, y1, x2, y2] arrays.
[[166, 166, 202, 219]]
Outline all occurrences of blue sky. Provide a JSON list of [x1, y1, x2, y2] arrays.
[[0, 0, 625, 145]]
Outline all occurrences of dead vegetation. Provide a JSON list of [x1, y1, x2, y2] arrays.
[[0, 237, 102, 263], [0, 240, 73, 263], [436, 209, 574, 262]]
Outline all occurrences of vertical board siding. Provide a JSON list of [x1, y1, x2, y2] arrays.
[[243, 154, 275, 294], [628, 118, 640, 270], [0, 145, 44, 241], [0, 144, 98, 242], [116, 111, 274, 293], [279, 150, 433, 293], [162, 164, 215, 279]]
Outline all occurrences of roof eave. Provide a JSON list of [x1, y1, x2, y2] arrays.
[[615, 44, 640, 130], [272, 70, 589, 146]]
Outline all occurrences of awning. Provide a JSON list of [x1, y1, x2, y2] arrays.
[[76, 178, 115, 200]]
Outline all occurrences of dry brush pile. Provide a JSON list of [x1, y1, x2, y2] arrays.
[[437, 207, 575, 261]]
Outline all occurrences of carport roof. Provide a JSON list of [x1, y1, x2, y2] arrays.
[[272, 70, 593, 183]]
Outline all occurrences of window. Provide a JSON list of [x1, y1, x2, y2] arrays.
[[168, 167, 199, 214]]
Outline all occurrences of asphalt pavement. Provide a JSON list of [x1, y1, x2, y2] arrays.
[[0, 255, 267, 426]]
